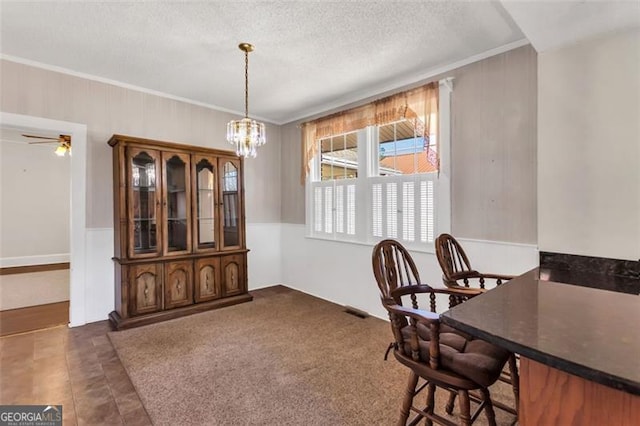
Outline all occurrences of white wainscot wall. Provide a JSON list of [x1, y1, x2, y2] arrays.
[[280, 223, 539, 321], [80, 223, 283, 325], [81, 223, 536, 325], [246, 223, 283, 290], [0, 254, 70, 267], [84, 228, 115, 324]]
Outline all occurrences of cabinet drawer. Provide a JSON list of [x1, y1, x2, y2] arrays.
[[194, 257, 221, 302], [127, 263, 162, 316], [164, 260, 194, 309], [221, 254, 245, 297]]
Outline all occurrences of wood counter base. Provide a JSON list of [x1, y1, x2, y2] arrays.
[[519, 357, 640, 425]]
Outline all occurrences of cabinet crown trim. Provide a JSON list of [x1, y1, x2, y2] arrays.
[[108, 134, 239, 157]]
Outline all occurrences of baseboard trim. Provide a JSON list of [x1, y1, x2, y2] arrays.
[[0, 301, 69, 336], [108, 293, 253, 331], [0, 262, 70, 276]]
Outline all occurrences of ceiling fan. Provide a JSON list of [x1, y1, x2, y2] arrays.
[[22, 133, 72, 156]]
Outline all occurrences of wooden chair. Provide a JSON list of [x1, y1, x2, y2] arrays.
[[372, 239, 512, 426], [435, 233, 514, 290], [435, 233, 519, 418]]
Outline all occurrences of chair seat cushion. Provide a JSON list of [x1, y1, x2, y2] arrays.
[[401, 324, 509, 387]]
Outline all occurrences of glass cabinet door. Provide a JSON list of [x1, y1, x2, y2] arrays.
[[128, 148, 161, 258], [219, 159, 242, 249], [193, 156, 217, 251], [162, 152, 191, 255]]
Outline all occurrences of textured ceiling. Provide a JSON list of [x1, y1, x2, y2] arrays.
[[1, 2, 636, 125], [0, 1, 525, 124]]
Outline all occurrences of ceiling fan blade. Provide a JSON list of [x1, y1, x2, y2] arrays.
[[22, 134, 59, 141]]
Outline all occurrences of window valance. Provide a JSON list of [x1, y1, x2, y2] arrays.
[[301, 81, 439, 183]]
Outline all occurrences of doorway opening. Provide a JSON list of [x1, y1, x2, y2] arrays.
[[0, 128, 70, 334], [0, 112, 87, 332]]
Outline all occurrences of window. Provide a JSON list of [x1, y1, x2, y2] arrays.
[[320, 132, 359, 180], [369, 117, 439, 245], [377, 120, 438, 176], [305, 79, 451, 252]]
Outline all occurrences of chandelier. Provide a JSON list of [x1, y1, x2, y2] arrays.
[[226, 43, 266, 158]]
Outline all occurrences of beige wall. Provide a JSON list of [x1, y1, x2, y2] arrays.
[[0, 60, 282, 228], [0, 270, 69, 310], [538, 28, 640, 260], [450, 45, 537, 243], [280, 122, 306, 224], [281, 45, 538, 244], [0, 141, 70, 257]]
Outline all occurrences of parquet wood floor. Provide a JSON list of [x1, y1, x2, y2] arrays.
[[0, 321, 151, 425]]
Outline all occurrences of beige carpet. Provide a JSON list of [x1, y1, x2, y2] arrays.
[[109, 286, 517, 425]]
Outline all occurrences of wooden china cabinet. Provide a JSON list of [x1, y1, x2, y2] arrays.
[[108, 134, 251, 330]]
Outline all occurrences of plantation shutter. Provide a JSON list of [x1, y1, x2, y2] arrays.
[[311, 180, 357, 238], [369, 175, 436, 245]]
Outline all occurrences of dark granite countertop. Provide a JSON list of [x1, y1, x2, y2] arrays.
[[441, 268, 640, 395]]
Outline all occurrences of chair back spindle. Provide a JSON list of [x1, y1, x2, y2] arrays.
[[436, 233, 514, 291], [372, 239, 421, 301], [436, 234, 474, 286]]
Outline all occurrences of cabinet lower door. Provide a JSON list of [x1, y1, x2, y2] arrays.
[[194, 257, 221, 302], [164, 261, 193, 309], [221, 254, 245, 297], [128, 263, 162, 316]]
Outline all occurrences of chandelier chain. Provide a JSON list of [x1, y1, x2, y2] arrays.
[[244, 50, 249, 118]]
